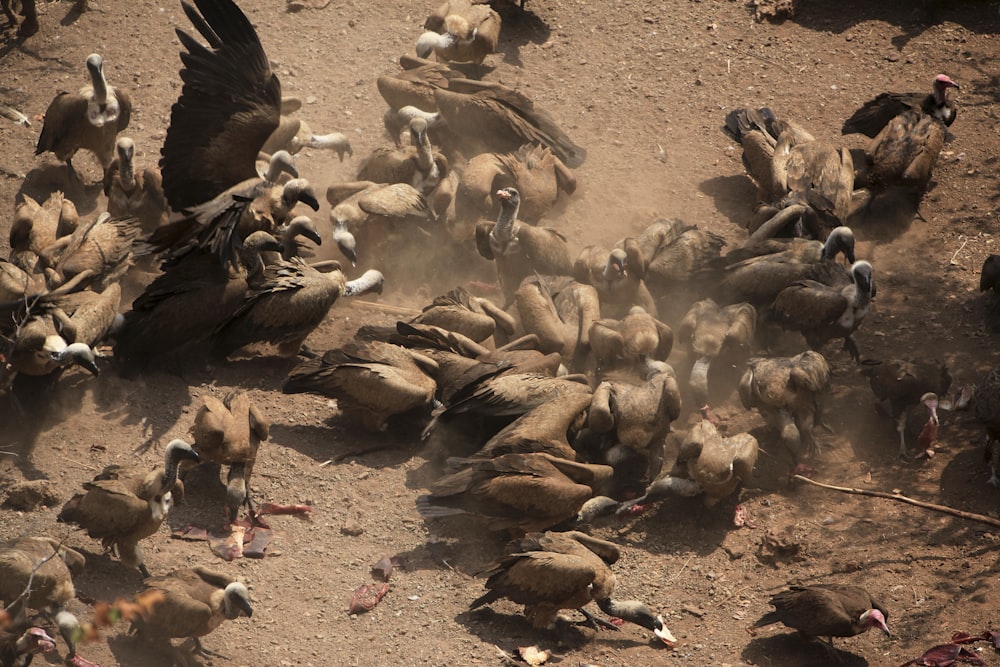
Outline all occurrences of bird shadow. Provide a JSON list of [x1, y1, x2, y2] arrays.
[[267, 418, 422, 468], [698, 174, 756, 229], [107, 634, 182, 667], [72, 547, 147, 602], [491, 1, 551, 68], [742, 633, 870, 667], [89, 370, 192, 454], [16, 163, 103, 214]]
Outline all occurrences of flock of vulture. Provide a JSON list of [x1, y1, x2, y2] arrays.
[[0, 0, 996, 665]]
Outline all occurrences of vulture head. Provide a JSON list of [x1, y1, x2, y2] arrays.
[[15, 627, 56, 657], [603, 248, 628, 281], [281, 179, 320, 212], [859, 608, 891, 636], [223, 582, 254, 620], [820, 226, 856, 264], [56, 342, 101, 376], [933, 73, 960, 102]]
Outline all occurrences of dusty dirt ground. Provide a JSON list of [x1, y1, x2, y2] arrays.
[[2, 0, 1000, 666]]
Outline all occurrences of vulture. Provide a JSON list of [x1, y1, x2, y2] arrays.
[[717, 226, 855, 308], [723, 108, 854, 237], [131, 566, 253, 662], [475, 187, 573, 306], [471, 392, 594, 460], [35, 53, 131, 180], [211, 258, 384, 359], [588, 305, 673, 372], [357, 118, 448, 196], [841, 74, 959, 138], [981, 254, 1000, 300], [589, 359, 682, 485], [616, 419, 759, 513], [9, 192, 78, 271], [433, 79, 587, 168], [273, 215, 322, 262], [848, 76, 960, 225], [113, 230, 283, 375], [148, 0, 319, 269], [459, 143, 577, 223], [863, 358, 951, 458], [723, 224, 856, 266], [417, 453, 615, 532], [634, 218, 725, 300], [35, 212, 140, 293], [573, 239, 657, 318], [2, 0, 38, 37], [57, 439, 201, 576], [0, 537, 93, 666], [356, 285, 514, 345], [283, 340, 438, 432], [471, 530, 670, 640], [514, 275, 600, 363], [751, 584, 890, 645], [376, 57, 469, 113], [771, 260, 876, 362], [677, 299, 756, 422], [418, 0, 501, 67], [0, 627, 56, 667], [191, 389, 270, 522], [739, 351, 831, 460], [0, 283, 119, 388], [103, 137, 169, 236], [430, 370, 592, 424], [326, 179, 430, 267], [260, 95, 353, 160], [955, 369, 1000, 486]]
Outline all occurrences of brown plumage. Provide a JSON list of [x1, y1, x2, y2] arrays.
[[434, 371, 592, 421], [103, 137, 169, 236], [357, 118, 449, 195], [212, 258, 384, 359], [717, 227, 855, 308], [191, 389, 270, 522], [0, 536, 85, 611], [616, 419, 758, 514], [433, 81, 586, 168], [131, 566, 252, 659], [417, 453, 613, 532], [471, 531, 665, 634], [841, 74, 959, 138], [589, 306, 673, 372], [634, 218, 725, 297], [723, 225, 856, 266], [459, 144, 576, 223], [589, 359, 682, 484], [376, 57, 468, 112], [327, 179, 430, 267], [283, 340, 437, 431], [9, 192, 78, 271], [472, 392, 594, 460], [35, 53, 131, 179], [739, 351, 831, 460], [475, 187, 573, 306], [574, 240, 656, 319], [113, 231, 283, 374], [751, 584, 890, 643], [36, 212, 140, 292], [1, 283, 119, 383], [863, 358, 951, 458], [771, 260, 875, 362], [723, 108, 853, 236], [864, 107, 946, 191], [419, 0, 500, 66], [151, 0, 314, 270], [955, 369, 1000, 486], [514, 276, 600, 362], [678, 299, 756, 419], [981, 255, 1000, 299], [57, 439, 200, 576]]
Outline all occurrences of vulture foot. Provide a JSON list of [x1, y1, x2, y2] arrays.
[[987, 471, 1000, 488], [297, 344, 321, 359], [842, 336, 861, 364], [192, 637, 228, 660], [138, 562, 152, 578], [575, 607, 620, 631], [699, 405, 721, 425]]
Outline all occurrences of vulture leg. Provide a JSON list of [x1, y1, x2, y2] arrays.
[[192, 637, 228, 660], [298, 344, 321, 359], [138, 562, 152, 578], [576, 607, 620, 631], [988, 437, 1000, 487], [895, 413, 909, 459], [842, 335, 861, 363]]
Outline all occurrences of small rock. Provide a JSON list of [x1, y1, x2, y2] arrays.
[[3, 480, 60, 510], [341, 519, 364, 536]]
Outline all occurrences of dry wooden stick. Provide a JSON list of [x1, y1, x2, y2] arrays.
[[792, 475, 1000, 529]]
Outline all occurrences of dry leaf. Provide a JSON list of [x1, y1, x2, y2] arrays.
[[517, 645, 551, 665]]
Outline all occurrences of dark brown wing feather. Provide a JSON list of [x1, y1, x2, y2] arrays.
[[159, 0, 281, 212]]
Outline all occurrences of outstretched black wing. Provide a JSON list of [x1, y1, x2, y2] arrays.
[[159, 0, 281, 212]]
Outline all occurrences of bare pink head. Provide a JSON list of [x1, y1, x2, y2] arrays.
[[934, 74, 960, 103], [860, 608, 890, 636]]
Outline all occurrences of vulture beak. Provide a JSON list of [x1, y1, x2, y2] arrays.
[[299, 190, 320, 211]]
